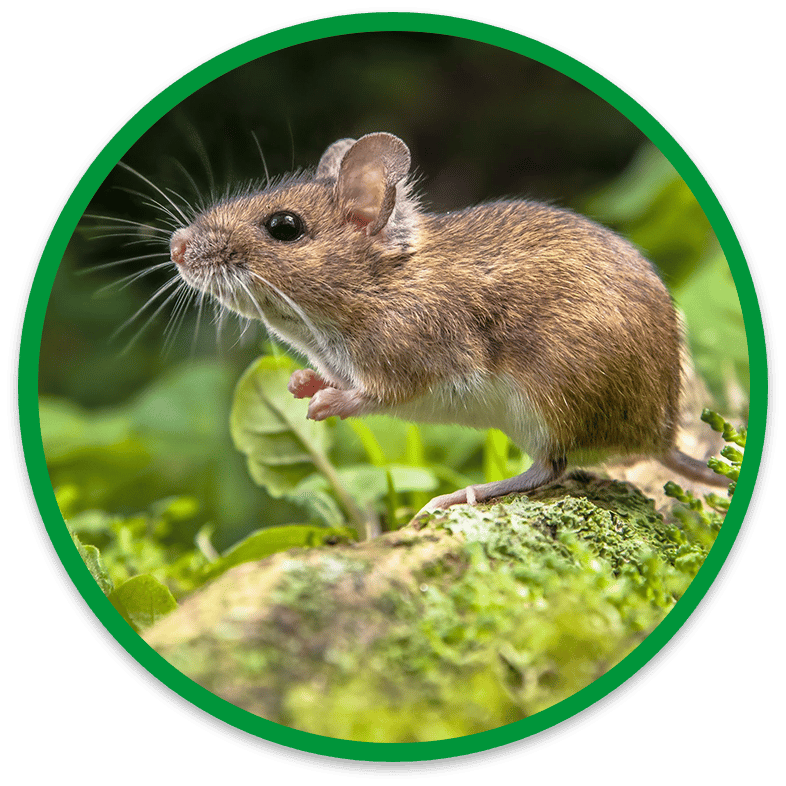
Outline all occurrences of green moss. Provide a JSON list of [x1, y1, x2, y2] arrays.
[[146, 476, 716, 742]]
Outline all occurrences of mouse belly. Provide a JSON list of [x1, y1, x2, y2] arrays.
[[384, 372, 552, 459]]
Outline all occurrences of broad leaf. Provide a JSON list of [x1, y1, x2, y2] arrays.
[[231, 356, 333, 497], [109, 574, 178, 631]]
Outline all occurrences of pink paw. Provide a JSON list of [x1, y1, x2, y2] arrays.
[[288, 369, 328, 399], [307, 387, 369, 421], [307, 388, 345, 421]]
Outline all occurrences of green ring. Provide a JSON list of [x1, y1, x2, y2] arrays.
[[18, 12, 768, 761]]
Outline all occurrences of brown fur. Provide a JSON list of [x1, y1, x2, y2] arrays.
[[170, 133, 714, 497]]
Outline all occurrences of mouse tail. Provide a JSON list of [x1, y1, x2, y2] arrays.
[[660, 447, 729, 488]]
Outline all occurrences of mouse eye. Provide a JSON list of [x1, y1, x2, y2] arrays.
[[264, 211, 305, 242]]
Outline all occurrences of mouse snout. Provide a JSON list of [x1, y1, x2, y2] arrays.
[[170, 227, 192, 267]]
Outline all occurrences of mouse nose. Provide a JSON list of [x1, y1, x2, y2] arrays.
[[170, 227, 191, 267]]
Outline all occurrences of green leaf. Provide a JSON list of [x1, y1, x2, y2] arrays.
[[201, 524, 354, 581], [230, 356, 368, 534], [346, 419, 388, 466], [403, 424, 431, 511], [109, 574, 178, 631], [69, 526, 114, 596], [290, 476, 347, 526], [483, 429, 510, 482], [230, 356, 332, 497], [404, 424, 426, 466], [336, 464, 439, 507], [417, 424, 486, 469]]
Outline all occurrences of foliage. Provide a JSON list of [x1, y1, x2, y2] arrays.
[[40, 360, 279, 548], [664, 408, 744, 536], [62, 489, 353, 631], [67, 523, 177, 633], [230, 354, 498, 535]]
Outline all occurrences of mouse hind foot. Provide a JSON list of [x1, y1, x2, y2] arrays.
[[413, 456, 567, 521]]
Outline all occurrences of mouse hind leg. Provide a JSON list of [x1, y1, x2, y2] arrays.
[[414, 455, 567, 520]]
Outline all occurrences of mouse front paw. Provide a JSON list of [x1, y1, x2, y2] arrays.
[[288, 369, 328, 399], [307, 387, 370, 421]]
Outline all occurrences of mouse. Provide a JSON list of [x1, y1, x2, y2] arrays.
[[168, 131, 728, 517]]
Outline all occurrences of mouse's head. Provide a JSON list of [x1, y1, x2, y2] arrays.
[[169, 133, 418, 341]]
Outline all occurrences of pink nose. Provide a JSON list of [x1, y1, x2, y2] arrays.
[[170, 228, 191, 266]]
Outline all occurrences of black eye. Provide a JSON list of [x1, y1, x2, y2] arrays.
[[264, 211, 305, 242]]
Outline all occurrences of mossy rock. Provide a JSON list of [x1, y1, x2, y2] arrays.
[[144, 474, 712, 742]]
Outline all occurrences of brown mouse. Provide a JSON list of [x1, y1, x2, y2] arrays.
[[169, 132, 727, 516]]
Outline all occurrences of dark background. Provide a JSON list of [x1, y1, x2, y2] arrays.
[[3, 2, 783, 783], [44, 34, 648, 406]]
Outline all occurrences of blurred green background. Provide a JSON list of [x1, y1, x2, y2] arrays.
[[40, 33, 749, 554]]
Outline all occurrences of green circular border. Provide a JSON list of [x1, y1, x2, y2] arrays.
[[19, 12, 767, 762]]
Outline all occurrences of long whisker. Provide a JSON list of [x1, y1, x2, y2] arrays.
[[82, 213, 170, 236], [232, 273, 268, 322], [235, 314, 254, 345], [120, 281, 187, 354], [185, 123, 216, 201], [86, 228, 167, 240], [250, 130, 271, 188], [228, 276, 271, 349], [190, 287, 209, 355], [117, 161, 191, 225], [112, 186, 183, 228], [213, 297, 227, 347], [247, 270, 323, 350], [77, 251, 170, 275], [111, 275, 182, 340], [285, 117, 295, 170], [164, 184, 195, 213], [172, 158, 206, 212], [96, 261, 174, 294], [163, 283, 198, 355]]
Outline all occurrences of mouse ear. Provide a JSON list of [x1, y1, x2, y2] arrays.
[[315, 138, 356, 181], [336, 133, 411, 236]]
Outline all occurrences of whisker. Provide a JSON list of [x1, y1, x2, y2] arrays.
[[121, 281, 187, 354], [285, 117, 295, 170], [82, 213, 170, 236], [86, 228, 168, 238], [172, 158, 206, 213], [250, 130, 271, 188], [112, 275, 182, 340], [229, 277, 270, 349], [96, 261, 174, 294], [247, 269, 324, 350], [87, 234, 169, 248], [184, 122, 216, 201], [117, 161, 191, 225], [163, 284, 197, 355], [77, 251, 170, 275], [190, 287, 209, 355], [112, 186, 183, 228], [163, 183, 195, 212], [214, 299, 227, 348]]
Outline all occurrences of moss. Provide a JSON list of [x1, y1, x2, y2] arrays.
[[144, 476, 717, 742]]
